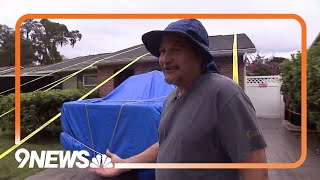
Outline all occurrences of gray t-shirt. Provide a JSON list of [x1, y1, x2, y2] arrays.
[[156, 73, 267, 180]]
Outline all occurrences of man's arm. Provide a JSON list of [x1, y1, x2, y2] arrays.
[[216, 89, 269, 180], [125, 142, 159, 163], [89, 142, 159, 177], [239, 148, 269, 180]]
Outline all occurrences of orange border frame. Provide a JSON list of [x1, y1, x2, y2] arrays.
[[15, 14, 307, 169]]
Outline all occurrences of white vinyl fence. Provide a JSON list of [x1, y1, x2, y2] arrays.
[[245, 76, 284, 118]]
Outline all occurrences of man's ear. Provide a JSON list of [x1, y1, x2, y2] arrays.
[[197, 49, 206, 71], [192, 45, 203, 61]]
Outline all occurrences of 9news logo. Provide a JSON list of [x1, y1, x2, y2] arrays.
[[15, 148, 113, 168]]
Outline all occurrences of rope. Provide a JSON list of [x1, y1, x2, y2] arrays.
[[0, 108, 14, 118], [0, 46, 145, 118], [0, 54, 149, 160], [81, 71, 175, 153], [108, 104, 125, 151], [84, 100, 97, 157], [0, 56, 90, 95], [81, 96, 169, 156], [63, 132, 103, 156], [286, 108, 301, 115], [0, 45, 144, 95], [34, 45, 145, 92], [71, 70, 176, 154], [107, 96, 168, 150], [0, 67, 15, 74]]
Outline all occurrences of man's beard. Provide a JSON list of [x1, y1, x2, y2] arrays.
[[164, 75, 179, 85]]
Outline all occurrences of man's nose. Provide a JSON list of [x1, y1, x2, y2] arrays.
[[161, 51, 171, 63]]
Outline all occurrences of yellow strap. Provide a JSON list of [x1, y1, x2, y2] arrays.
[[0, 46, 144, 118], [0, 53, 149, 160], [233, 34, 239, 84]]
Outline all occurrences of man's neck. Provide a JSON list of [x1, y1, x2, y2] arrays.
[[176, 72, 203, 97]]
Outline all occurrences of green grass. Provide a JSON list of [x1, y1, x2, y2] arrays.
[[0, 130, 64, 180]]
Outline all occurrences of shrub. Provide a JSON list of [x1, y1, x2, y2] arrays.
[[0, 88, 98, 139], [280, 44, 320, 130]]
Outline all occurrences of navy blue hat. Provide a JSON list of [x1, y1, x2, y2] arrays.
[[142, 19, 219, 73]]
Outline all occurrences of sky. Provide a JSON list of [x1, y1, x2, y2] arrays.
[[1, 0, 320, 59]]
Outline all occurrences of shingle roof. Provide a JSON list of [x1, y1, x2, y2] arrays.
[[0, 67, 15, 75], [0, 33, 255, 76], [0, 53, 110, 76], [209, 33, 255, 51], [97, 33, 256, 65], [310, 32, 320, 48]]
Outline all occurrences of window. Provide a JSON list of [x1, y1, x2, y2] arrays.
[[83, 74, 97, 87]]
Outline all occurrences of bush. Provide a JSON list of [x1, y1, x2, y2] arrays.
[[280, 44, 320, 130], [0, 88, 99, 139]]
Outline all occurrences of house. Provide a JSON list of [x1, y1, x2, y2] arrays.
[[0, 53, 109, 94], [97, 33, 256, 97], [0, 33, 256, 97], [310, 32, 320, 48], [0, 66, 55, 94]]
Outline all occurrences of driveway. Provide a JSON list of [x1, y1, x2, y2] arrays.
[[26, 118, 320, 180]]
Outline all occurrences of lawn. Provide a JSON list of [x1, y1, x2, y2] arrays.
[[0, 130, 63, 180]]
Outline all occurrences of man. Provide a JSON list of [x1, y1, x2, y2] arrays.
[[90, 19, 269, 180]]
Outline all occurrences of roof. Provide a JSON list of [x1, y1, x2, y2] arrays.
[[97, 33, 256, 66], [0, 67, 15, 75], [0, 53, 110, 77], [0, 66, 37, 76], [208, 33, 256, 56], [310, 32, 320, 48], [0, 33, 255, 77]]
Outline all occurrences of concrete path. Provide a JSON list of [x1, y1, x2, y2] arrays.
[[261, 118, 320, 180], [25, 118, 320, 180]]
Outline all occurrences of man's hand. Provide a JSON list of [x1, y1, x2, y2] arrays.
[[89, 142, 158, 177], [89, 150, 129, 177]]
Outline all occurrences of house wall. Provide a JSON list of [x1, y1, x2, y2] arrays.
[[214, 55, 245, 89], [97, 62, 161, 97], [132, 62, 161, 75], [97, 67, 115, 97], [62, 75, 78, 89], [59, 70, 97, 90], [97, 57, 244, 97]]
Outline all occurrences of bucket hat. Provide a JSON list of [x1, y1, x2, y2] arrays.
[[142, 19, 219, 73]]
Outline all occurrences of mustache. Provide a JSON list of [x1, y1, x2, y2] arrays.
[[163, 64, 179, 70]]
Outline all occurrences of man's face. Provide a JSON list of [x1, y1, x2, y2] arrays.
[[159, 33, 202, 85]]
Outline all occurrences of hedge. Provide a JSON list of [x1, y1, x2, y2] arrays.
[[280, 43, 320, 130], [0, 88, 99, 138]]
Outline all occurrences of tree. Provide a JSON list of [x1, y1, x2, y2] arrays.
[[20, 37, 36, 66], [306, 44, 320, 130], [0, 24, 15, 66], [21, 19, 82, 65], [246, 54, 287, 76], [280, 44, 320, 130], [0, 24, 41, 66], [0, 19, 82, 67]]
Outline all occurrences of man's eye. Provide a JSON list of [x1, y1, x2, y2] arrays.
[[172, 48, 181, 52], [159, 49, 165, 54]]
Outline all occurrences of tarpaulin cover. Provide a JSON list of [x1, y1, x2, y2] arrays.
[[60, 70, 174, 179]]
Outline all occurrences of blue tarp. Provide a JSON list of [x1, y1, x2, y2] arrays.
[[60, 70, 174, 179]]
